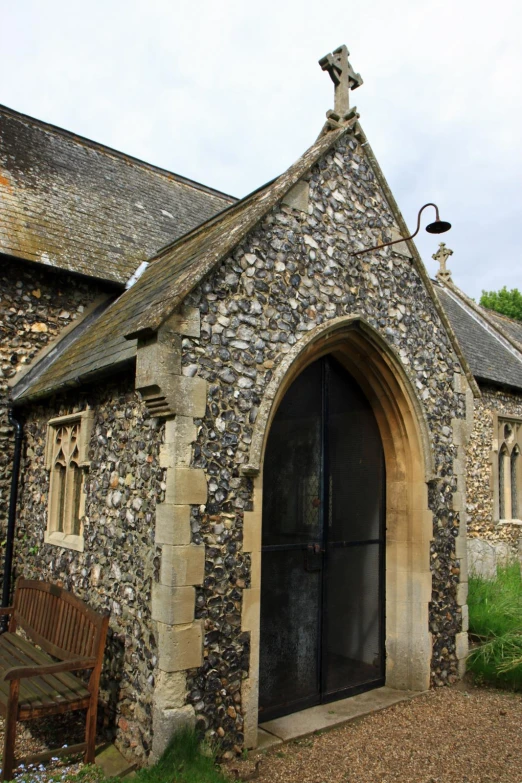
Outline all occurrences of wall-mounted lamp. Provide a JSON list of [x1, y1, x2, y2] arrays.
[[352, 203, 451, 256]]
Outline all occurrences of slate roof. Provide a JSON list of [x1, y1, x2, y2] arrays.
[[0, 105, 235, 285], [483, 309, 522, 352], [12, 124, 349, 402], [435, 282, 522, 390]]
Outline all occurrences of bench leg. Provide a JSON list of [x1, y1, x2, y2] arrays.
[[2, 680, 19, 782], [84, 697, 98, 765]]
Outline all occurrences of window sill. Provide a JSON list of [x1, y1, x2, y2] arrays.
[[44, 531, 84, 553], [497, 519, 522, 526]]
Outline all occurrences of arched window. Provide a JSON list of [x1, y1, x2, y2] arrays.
[[497, 418, 522, 523], [499, 444, 510, 520], [512, 446, 520, 521], [45, 411, 93, 552]]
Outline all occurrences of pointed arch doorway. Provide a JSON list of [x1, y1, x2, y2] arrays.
[[259, 355, 386, 721]]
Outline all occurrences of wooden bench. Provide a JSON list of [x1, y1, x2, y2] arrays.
[[0, 579, 109, 782]]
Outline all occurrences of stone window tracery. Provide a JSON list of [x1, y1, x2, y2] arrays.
[[45, 411, 93, 551], [496, 417, 522, 523]]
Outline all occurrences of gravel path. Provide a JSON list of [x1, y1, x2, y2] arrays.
[[3, 686, 522, 782], [227, 686, 522, 783], [0, 713, 86, 781]]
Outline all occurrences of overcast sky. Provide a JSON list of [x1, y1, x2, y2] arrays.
[[2, 0, 521, 300]]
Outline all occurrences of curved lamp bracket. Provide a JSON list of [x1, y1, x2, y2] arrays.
[[352, 203, 451, 256]]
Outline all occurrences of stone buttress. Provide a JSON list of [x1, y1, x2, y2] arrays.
[[135, 306, 209, 761]]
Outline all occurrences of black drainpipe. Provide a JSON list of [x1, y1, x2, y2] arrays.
[[1, 407, 23, 624]]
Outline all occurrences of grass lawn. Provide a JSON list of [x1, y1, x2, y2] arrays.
[[468, 561, 522, 688]]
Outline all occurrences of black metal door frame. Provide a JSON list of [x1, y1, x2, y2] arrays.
[[259, 356, 386, 722]]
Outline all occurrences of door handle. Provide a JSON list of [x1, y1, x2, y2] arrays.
[[305, 544, 324, 572]]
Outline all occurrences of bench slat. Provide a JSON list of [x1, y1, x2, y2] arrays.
[[0, 636, 75, 706], [0, 641, 47, 711], [0, 637, 69, 711], [2, 634, 90, 702], [0, 634, 90, 714]]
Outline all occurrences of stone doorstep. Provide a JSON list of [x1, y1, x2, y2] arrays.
[[95, 743, 137, 779], [258, 686, 421, 746]]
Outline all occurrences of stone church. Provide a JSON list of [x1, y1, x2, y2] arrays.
[[1, 46, 521, 765]]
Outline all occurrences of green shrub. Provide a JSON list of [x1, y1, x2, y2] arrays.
[[468, 562, 522, 687], [128, 727, 230, 783]]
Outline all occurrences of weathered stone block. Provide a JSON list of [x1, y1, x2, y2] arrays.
[[452, 491, 464, 512], [152, 584, 195, 625], [453, 372, 465, 394], [242, 508, 262, 553], [157, 621, 203, 672], [154, 671, 187, 711], [135, 335, 207, 417], [241, 588, 260, 632], [387, 227, 412, 258], [166, 375, 208, 418], [164, 468, 207, 506], [386, 539, 431, 575], [164, 306, 201, 337], [281, 179, 310, 213], [455, 631, 469, 661], [451, 417, 468, 447], [150, 705, 195, 764], [389, 569, 432, 606], [136, 339, 182, 388], [162, 417, 197, 467], [455, 534, 467, 559], [386, 632, 432, 692], [456, 581, 468, 606], [452, 455, 465, 478], [386, 600, 429, 638], [155, 504, 191, 546], [461, 603, 469, 633], [250, 549, 261, 588], [159, 544, 205, 586]]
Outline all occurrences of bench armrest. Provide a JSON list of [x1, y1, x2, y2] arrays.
[[4, 656, 97, 681], [0, 606, 13, 616]]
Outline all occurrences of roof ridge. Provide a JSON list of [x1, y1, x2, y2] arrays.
[[0, 103, 237, 203], [441, 278, 522, 357], [441, 282, 522, 364], [482, 305, 522, 328]]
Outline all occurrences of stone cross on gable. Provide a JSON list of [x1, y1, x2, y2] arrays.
[[433, 242, 454, 283], [319, 45, 363, 118]]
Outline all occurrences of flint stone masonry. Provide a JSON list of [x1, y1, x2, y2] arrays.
[[466, 385, 522, 549], [0, 256, 108, 583], [177, 132, 468, 752], [13, 375, 164, 762]]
